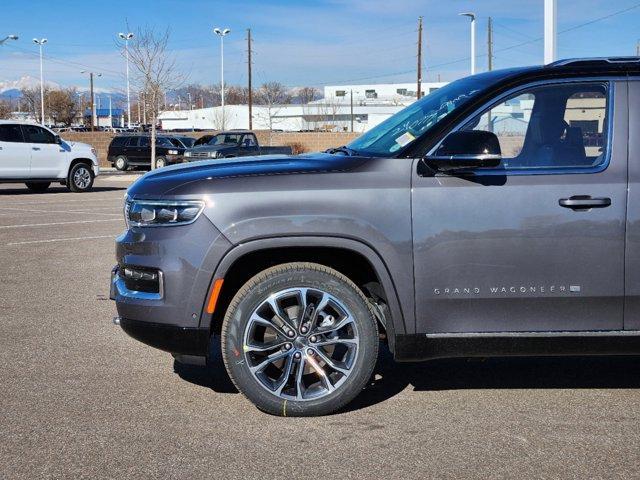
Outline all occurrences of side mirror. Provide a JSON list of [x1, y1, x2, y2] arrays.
[[425, 130, 502, 172], [54, 135, 62, 145]]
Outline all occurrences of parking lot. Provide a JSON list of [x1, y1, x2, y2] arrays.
[[0, 177, 639, 479]]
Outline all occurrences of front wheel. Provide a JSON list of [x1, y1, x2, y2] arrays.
[[221, 262, 379, 416], [114, 155, 128, 171], [25, 182, 51, 193], [68, 163, 94, 192], [155, 156, 167, 168]]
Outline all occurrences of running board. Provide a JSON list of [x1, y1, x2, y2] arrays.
[[394, 331, 640, 362]]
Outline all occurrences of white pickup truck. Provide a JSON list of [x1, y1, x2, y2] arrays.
[[0, 120, 100, 192]]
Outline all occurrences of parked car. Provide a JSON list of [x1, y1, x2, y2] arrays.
[[112, 57, 640, 416], [184, 131, 292, 160], [107, 135, 187, 170], [0, 121, 99, 192]]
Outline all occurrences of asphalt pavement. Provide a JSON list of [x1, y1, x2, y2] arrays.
[[0, 178, 639, 479]]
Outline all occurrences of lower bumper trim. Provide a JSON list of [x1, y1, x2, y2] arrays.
[[119, 317, 209, 356]]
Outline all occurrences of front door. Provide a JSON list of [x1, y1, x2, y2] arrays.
[[0, 123, 30, 178], [412, 79, 627, 333], [21, 124, 63, 177]]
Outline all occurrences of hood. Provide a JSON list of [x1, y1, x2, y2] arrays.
[[127, 152, 369, 197], [187, 144, 236, 152], [61, 140, 93, 151]]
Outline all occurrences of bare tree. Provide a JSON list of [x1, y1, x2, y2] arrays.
[[20, 86, 51, 123], [122, 26, 184, 169], [0, 99, 12, 119], [296, 86, 318, 104], [48, 88, 80, 126], [255, 82, 291, 144]]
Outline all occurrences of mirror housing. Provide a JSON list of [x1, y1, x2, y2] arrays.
[[54, 135, 62, 145], [425, 130, 502, 172]]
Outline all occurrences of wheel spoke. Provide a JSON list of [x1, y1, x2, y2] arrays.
[[306, 353, 335, 393], [314, 337, 358, 348], [295, 356, 306, 400], [313, 348, 351, 376], [266, 294, 297, 332], [249, 349, 290, 374], [249, 313, 290, 339], [244, 339, 287, 353], [274, 354, 295, 395]]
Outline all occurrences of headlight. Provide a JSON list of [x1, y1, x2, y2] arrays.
[[168, 149, 178, 155], [124, 197, 205, 227], [185, 151, 192, 157], [208, 151, 218, 158], [91, 147, 97, 156]]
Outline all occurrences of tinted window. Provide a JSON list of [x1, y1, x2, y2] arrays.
[[126, 136, 139, 147], [156, 137, 172, 147], [22, 125, 56, 144], [0, 124, 24, 142], [462, 82, 609, 170], [139, 137, 150, 147], [208, 134, 241, 145], [110, 137, 127, 147], [241, 134, 257, 147]]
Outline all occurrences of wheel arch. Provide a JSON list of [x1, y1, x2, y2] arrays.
[[202, 236, 407, 353], [69, 157, 95, 173]]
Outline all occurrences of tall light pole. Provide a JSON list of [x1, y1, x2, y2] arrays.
[[544, 0, 557, 64], [0, 34, 18, 46], [118, 32, 134, 128], [459, 13, 476, 75], [213, 27, 231, 128], [33, 38, 47, 125]]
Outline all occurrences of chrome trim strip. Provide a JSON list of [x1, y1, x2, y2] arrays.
[[425, 330, 640, 338]]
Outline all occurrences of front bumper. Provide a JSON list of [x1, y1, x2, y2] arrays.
[[111, 214, 233, 354]]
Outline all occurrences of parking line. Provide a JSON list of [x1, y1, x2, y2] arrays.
[[1, 197, 124, 207], [0, 219, 122, 229], [1, 207, 121, 216], [5, 235, 117, 246]]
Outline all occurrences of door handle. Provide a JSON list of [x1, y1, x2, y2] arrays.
[[559, 195, 611, 210], [32, 147, 41, 151]]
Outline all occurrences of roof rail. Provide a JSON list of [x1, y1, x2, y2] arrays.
[[549, 57, 640, 67]]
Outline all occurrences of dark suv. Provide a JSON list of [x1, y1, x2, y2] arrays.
[[112, 58, 640, 416], [108, 135, 186, 170]]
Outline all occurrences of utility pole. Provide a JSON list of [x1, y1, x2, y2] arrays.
[[636, 40, 640, 56], [417, 16, 423, 99], [247, 28, 253, 130], [487, 17, 493, 71], [82, 71, 98, 131]]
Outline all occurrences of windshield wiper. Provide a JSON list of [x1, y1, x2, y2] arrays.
[[326, 146, 358, 156]]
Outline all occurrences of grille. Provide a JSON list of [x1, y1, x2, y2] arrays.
[[190, 152, 211, 158]]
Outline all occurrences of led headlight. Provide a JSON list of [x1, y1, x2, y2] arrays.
[[124, 197, 205, 227]]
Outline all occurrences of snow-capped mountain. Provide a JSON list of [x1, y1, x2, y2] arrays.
[[0, 75, 60, 94]]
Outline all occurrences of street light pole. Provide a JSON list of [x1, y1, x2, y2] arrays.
[[459, 13, 476, 75], [33, 38, 47, 125], [0, 34, 18, 46], [214, 27, 231, 128], [118, 32, 134, 128]]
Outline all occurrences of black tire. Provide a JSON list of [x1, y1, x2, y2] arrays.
[[221, 262, 379, 417], [114, 155, 129, 171], [67, 162, 94, 192], [155, 156, 167, 168], [25, 182, 51, 193]]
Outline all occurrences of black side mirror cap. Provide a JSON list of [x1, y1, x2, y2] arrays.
[[425, 130, 502, 172]]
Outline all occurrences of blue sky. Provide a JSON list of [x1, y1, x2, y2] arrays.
[[1, 0, 639, 92]]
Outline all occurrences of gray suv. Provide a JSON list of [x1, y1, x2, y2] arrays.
[[112, 58, 640, 416]]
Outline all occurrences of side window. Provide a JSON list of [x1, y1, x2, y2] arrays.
[[139, 137, 150, 147], [242, 135, 257, 147], [0, 124, 24, 142], [22, 125, 56, 144], [462, 82, 609, 170]]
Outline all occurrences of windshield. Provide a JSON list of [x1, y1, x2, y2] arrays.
[[208, 133, 242, 146], [347, 71, 513, 157]]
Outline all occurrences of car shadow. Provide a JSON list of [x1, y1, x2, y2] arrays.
[[173, 340, 640, 411], [0, 185, 127, 195]]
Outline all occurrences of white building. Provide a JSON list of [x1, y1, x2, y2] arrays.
[[159, 103, 407, 133], [159, 81, 449, 133]]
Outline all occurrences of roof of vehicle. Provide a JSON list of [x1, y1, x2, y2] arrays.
[[0, 120, 51, 127]]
